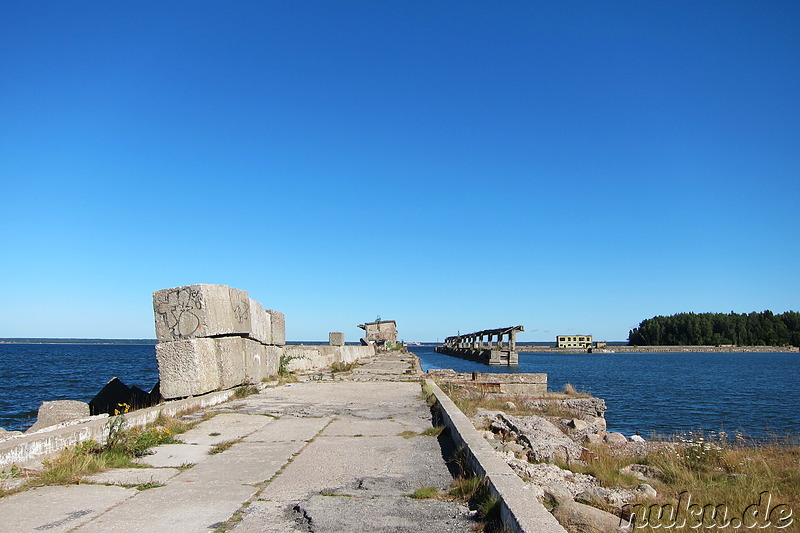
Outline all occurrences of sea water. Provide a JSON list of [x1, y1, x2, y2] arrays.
[[410, 346, 800, 440], [1, 343, 798, 439], [0, 343, 158, 432]]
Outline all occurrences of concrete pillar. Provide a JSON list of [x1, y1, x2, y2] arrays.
[[510, 330, 516, 351], [329, 332, 345, 347]]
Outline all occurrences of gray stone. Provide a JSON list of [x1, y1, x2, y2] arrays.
[[638, 483, 657, 499], [329, 332, 345, 347], [26, 400, 90, 433], [504, 401, 517, 410], [266, 309, 285, 345], [553, 500, 631, 533], [491, 413, 584, 464], [605, 432, 628, 445], [570, 418, 589, 430], [590, 416, 607, 430], [155, 338, 221, 399], [153, 284, 251, 342], [215, 337, 247, 390], [246, 298, 272, 344], [243, 339, 265, 384], [620, 464, 663, 481], [263, 345, 282, 378], [583, 433, 604, 445]]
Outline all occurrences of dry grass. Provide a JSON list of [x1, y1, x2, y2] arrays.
[[568, 435, 800, 531]]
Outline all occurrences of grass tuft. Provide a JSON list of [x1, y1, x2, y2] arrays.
[[410, 486, 440, 499], [208, 439, 241, 455]]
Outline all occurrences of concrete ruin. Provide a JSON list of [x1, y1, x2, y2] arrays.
[[435, 325, 524, 365], [358, 318, 398, 348], [153, 284, 374, 398]]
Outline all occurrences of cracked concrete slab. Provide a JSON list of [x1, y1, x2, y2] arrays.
[[133, 443, 213, 468], [0, 484, 136, 533], [83, 467, 180, 486], [177, 413, 275, 445]]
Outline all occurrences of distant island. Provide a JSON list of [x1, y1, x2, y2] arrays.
[[628, 311, 800, 347]]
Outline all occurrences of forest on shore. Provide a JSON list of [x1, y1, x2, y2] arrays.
[[627, 311, 800, 346]]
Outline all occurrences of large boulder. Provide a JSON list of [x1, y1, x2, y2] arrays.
[[490, 412, 584, 464], [553, 500, 631, 533]]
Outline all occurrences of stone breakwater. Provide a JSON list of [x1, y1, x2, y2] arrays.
[[153, 284, 375, 398]]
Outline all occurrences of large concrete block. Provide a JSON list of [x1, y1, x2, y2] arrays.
[[215, 337, 247, 390], [263, 345, 282, 378], [247, 298, 272, 345], [329, 332, 345, 346], [153, 284, 251, 342], [242, 339, 267, 383], [266, 309, 285, 345], [155, 338, 221, 399]]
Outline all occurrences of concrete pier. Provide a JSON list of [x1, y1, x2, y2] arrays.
[[435, 326, 524, 365], [1, 354, 566, 532]]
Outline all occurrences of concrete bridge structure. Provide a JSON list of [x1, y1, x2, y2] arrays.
[[435, 326, 524, 365]]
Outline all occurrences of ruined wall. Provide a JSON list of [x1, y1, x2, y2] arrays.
[[153, 284, 373, 398], [284, 344, 375, 372]]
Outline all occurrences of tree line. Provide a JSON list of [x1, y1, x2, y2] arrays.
[[627, 311, 800, 347]]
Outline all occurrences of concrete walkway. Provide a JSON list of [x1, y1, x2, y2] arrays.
[[0, 355, 475, 532]]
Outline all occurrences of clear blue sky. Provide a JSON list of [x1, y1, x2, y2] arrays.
[[1, 2, 798, 342]]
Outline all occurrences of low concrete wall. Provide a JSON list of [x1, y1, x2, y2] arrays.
[[0, 389, 238, 469], [284, 345, 375, 372], [424, 379, 566, 533]]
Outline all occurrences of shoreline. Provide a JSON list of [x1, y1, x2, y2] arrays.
[[518, 345, 799, 354]]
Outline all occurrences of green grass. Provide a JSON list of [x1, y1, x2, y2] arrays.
[[410, 486, 440, 499], [330, 361, 358, 373], [208, 439, 241, 455], [5, 414, 193, 491], [234, 384, 259, 398], [422, 426, 446, 437]]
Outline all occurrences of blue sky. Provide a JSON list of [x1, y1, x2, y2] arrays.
[[1, 2, 798, 342]]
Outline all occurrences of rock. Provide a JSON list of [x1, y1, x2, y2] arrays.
[[630, 435, 645, 443], [570, 418, 589, 430], [620, 464, 663, 481], [491, 412, 584, 464], [605, 432, 628, 445], [543, 482, 574, 506], [480, 430, 495, 440], [0, 428, 22, 441], [508, 459, 597, 498], [638, 483, 657, 499], [553, 500, 631, 533], [590, 416, 607, 430], [503, 401, 517, 410], [522, 397, 607, 418], [583, 433, 604, 445], [619, 466, 646, 481], [26, 400, 90, 433], [502, 441, 525, 456], [575, 487, 611, 506]]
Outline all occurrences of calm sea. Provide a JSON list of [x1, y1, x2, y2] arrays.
[[1, 343, 798, 440], [0, 343, 159, 432], [408, 346, 800, 440]]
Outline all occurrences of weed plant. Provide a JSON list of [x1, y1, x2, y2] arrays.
[[330, 361, 358, 373], [12, 413, 191, 490]]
